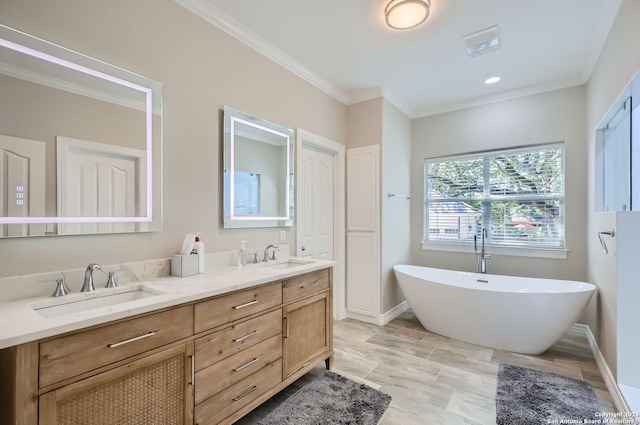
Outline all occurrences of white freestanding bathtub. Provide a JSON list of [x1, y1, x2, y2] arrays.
[[393, 265, 596, 355]]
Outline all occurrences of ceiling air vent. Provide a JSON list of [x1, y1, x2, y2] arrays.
[[463, 25, 500, 58]]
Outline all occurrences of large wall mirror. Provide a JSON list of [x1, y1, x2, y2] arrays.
[[223, 106, 293, 228], [0, 24, 162, 238]]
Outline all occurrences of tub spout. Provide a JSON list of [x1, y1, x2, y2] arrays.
[[475, 228, 491, 274]]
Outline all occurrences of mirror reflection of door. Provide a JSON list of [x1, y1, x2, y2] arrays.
[[57, 137, 146, 235], [0, 135, 46, 237]]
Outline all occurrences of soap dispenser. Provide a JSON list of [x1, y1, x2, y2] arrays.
[[238, 240, 248, 267], [192, 233, 205, 273]]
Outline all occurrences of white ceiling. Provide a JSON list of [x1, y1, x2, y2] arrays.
[[176, 0, 623, 118]]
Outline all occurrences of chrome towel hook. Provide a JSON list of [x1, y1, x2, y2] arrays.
[[597, 229, 615, 254]]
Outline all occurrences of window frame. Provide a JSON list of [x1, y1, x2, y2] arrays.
[[422, 143, 568, 259]]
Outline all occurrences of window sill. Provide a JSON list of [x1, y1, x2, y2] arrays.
[[421, 242, 568, 260]]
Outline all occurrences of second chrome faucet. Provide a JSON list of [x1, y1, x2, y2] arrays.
[[81, 263, 102, 292], [262, 244, 279, 262]]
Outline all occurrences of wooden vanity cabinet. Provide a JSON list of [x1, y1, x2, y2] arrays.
[[0, 265, 333, 425]]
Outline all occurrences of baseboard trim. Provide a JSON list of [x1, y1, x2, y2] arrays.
[[571, 324, 634, 416], [380, 300, 410, 325], [345, 301, 410, 326]]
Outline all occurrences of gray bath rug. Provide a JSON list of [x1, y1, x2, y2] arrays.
[[496, 364, 601, 425], [257, 370, 392, 425]]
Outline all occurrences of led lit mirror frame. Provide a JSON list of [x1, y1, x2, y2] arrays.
[[0, 24, 162, 236], [223, 106, 294, 228]]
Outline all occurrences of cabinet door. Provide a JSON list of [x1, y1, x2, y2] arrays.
[[346, 231, 379, 318], [347, 145, 379, 232], [282, 291, 332, 378], [39, 342, 194, 425]]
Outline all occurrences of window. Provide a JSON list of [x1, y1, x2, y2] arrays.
[[424, 143, 564, 251]]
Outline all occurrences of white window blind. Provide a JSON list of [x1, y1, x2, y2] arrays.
[[424, 144, 564, 249]]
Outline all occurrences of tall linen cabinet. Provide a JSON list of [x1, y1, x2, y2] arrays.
[[346, 145, 381, 322]]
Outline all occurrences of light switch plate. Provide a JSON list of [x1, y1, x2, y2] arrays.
[[279, 230, 286, 243]]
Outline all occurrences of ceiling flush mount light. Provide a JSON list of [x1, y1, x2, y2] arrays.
[[484, 76, 501, 84], [385, 0, 431, 30]]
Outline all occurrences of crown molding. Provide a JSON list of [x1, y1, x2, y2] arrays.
[[175, 0, 350, 105], [413, 76, 588, 118]]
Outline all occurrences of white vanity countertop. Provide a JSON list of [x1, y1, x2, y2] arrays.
[[0, 258, 335, 350]]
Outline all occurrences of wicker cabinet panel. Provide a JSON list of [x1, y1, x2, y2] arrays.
[[194, 358, 282, 425], [194, 309, 281, 371], [194, 333, 281, 404], [39, 306, 193, 388], [194, 282, 282, 334], [282, 291, 331, 378], [282, 268, 330, 303], [39, 343, 193, 425]]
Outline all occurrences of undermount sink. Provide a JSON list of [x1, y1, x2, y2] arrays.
[[261, 259, 313, 270], [33, 288, 159, 319]]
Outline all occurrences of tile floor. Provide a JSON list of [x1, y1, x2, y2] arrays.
[[236, 311, 616, 424]]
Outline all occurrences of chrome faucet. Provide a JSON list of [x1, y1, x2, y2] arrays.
[[474, 228, 491, 274], [81, 263, 102, 292], [262, 244, 279, 262]]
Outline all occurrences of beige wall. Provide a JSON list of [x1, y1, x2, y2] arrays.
[[585, 0, 640, 377], [0, 0, 346, 278], [381, 99, 411, 313], [411, 86, 589, 281], [346, 98, 383, 149]]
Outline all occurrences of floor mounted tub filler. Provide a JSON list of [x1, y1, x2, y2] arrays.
[[393, 265, 596, 355]]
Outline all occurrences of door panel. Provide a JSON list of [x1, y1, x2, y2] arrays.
[[298, 145, 333, 260]]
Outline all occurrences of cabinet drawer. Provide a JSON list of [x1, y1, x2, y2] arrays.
[[194, 358, 282, 425], [195, 333, 282, 404], [283, 268, 330, 303], [195, 309, 282, 371], [39, 305, 193, 388], [194, 281, 282, 334]]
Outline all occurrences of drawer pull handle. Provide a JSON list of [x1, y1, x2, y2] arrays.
[[233, 357, 259, 372], [233, 385, 259, 402], [284, 317, 290, 339], [234, 299, 258, 310], [190, 355, 195, 386], [233, 330, 258, 343], [107, 331, 155, 348], [300, 280, 318, 289]]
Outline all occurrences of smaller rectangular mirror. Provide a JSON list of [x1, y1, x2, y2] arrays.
[[223, 106, 293, 228]]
